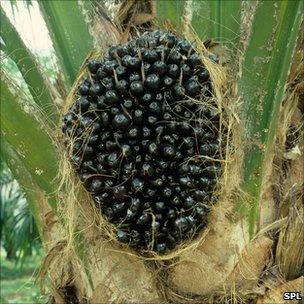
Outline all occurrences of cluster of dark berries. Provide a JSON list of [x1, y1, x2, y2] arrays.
[[62, 30, 221, 254]]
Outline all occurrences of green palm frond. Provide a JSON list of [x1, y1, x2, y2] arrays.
[[157, 0, 185, 29], [0, 7, 57, 122], [1, 75, 58, 208], [238, 0, 303, 235], [38, 1, 93, 87]]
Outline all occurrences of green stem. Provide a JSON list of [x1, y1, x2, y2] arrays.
[[0, 8, 57, 123], [157, 0, 186, 30], [238, 0, 303, 236], [38, 1, 93, 87], [191, 0, 241, 45], [1, 78, 58, 209], [1, 138, 44, 235]]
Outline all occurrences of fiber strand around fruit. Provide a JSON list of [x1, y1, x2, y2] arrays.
[[61, 29, 225, 254]]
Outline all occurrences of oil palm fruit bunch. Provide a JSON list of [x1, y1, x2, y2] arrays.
[[62, 30, 221, 253]]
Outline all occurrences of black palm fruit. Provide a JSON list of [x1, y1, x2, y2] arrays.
[[62, 30, 221, 254]]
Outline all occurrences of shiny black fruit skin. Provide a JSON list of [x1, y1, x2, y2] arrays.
[[88, 60, 101, 74], [112, 113, 131, 130], [62, 30, 221, 254], [130, 81, 144, 95], [145, 74, 160, 90]]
